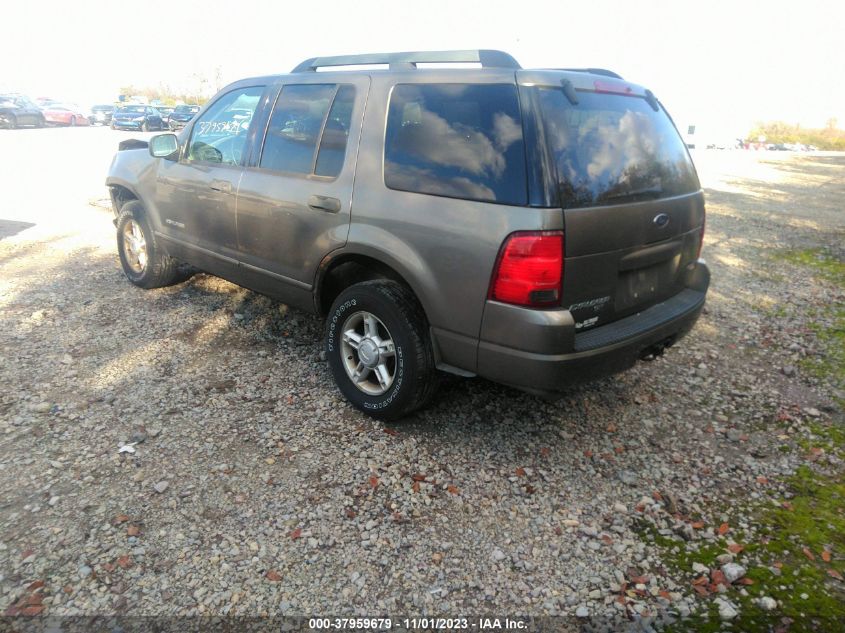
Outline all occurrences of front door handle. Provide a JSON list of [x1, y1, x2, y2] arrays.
[[210, 180, 232, 194], [308, 195, 341, 214]]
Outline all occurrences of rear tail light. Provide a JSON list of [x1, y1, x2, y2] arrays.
[[489, 231, 564, 308], [697, 215, 706, 259]]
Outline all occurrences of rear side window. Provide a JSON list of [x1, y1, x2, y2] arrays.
[[260, 84, 354, 177], [534, 88, 699, 208], [384, 84, 527, 205]]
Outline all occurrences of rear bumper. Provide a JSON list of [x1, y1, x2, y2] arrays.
[[475, 260, 710, 395]]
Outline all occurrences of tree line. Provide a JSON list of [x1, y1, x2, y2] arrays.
[[746, 119, 845, 150]]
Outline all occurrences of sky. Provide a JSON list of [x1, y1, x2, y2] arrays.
[[2, 0, 843, 139]]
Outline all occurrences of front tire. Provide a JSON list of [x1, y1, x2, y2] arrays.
[[36, 115, 46, 128], [116, 202, 179, 289], [141, 121, 149, 132], [326, 280, 438, 421], [70, 116, 77, 127], [6, 114, 16, 130]]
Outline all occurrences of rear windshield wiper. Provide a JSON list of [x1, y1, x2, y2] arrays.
[[603, 185, 664, 201]]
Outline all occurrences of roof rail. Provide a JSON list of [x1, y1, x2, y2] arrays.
[[559, 68, 624, 79], [291, 50, 521, 73]]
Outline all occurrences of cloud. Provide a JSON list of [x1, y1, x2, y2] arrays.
[[385, 162, 497, 201], [393, 109, 508, 178]]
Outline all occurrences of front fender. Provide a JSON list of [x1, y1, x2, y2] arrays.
[[105, 148, 161, 226]]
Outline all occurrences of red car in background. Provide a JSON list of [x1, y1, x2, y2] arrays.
[[41, 104, 90, 127]]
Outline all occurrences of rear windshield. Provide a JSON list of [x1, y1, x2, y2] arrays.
[[533, 88, 699, 208]]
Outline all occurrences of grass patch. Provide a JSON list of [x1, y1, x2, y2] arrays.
[[771, 248, 845, 402], [646, 465, 845, 631], [647, 247, 845, 630], [777, 248, 845, 286]]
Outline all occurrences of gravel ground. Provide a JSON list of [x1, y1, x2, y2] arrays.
[[0, 128, 843, 627]]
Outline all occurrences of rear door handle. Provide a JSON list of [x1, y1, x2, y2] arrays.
[[210, 180, 232, 194], [308, 195, 341, 214]]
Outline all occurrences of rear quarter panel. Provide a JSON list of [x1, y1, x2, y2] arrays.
[[345, 70, 562, 371]]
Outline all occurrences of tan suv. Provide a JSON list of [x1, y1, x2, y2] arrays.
[[106, 50, 709, 420]]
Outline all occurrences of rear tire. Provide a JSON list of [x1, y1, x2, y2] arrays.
[[116, 201, 179, 289], [70, 116, 76, 127], [36, 115, 45, 128], [141, 121, 149, 132], [326, 280, 438, 421]]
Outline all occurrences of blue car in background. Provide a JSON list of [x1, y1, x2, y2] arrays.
[[111, 105, 163, 131], [167, 104, 200, 130]]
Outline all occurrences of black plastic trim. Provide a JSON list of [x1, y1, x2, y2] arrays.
[[574, 289, 705, 352]]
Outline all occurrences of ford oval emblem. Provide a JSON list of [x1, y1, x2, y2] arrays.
[[653, 213, 670, 228]]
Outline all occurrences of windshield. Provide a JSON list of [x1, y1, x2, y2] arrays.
[[533, 87, 699, 208], [175, 105, 199, 113], [118, 106, 146, 114]]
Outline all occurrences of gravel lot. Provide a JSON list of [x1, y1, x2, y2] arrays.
[[1, 128, 843, 628]]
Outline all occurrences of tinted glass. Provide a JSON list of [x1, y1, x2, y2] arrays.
[[384, 84, 527, 205], [187, 86, 263, 166], [534, 88, 699, 208], [120, 106, 146, 114], [314, 85, 355, 177], [260, 84, 335, 174]]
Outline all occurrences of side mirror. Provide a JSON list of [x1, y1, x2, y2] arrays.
[[149, 133, 179, 160]]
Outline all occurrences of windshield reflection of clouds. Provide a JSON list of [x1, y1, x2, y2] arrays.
[[385, 84, 527, 205], [538, 89, 698, 208]]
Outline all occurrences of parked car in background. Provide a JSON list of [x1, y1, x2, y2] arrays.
[[111, 105, 163, 131], [156, 106, 175, 128], [89, 104, 115, 126], [41, 104, 91, 127], [0, 94, 46, 129], [35, 97, 61, 108], [167, 104, 200, 130]]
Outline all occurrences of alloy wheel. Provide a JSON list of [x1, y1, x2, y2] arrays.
[[340, 311, 396, 396], [122, 219, 147, 273]]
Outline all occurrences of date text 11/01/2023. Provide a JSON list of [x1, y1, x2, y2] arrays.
[[308, 618, 528, 631]]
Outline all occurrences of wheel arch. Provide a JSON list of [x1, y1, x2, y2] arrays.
[[106, 181, 141, 216], [314, 246, 436, 329]]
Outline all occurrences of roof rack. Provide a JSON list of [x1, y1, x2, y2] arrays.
[[559, 68, 624, 79], [291, 50, 521, 73]]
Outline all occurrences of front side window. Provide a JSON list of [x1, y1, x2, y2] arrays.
[[384, 83, 527, 205], [260, 84, 355, 176], [533, 88, 699, 208], [187, 86, 264, 166]]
